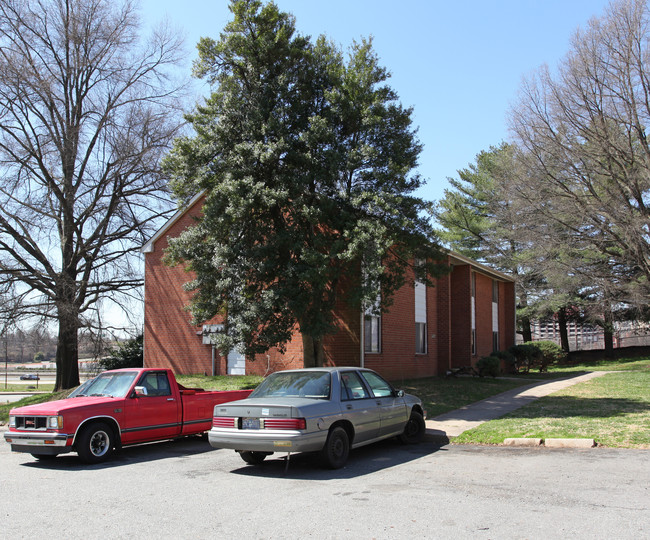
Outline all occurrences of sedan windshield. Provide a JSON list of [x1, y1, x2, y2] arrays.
[[250, 371, 331, 399], [72, 371, 138, 398]]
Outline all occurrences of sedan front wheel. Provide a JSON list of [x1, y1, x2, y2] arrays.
[[399, 411, 426, 444]]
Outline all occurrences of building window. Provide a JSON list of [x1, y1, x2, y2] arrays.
[[492, 331, 499, 352], [416, 322, 427, 354], [493, 280, 499, 303], [414, 268, 427, 355], [364, 315, 381, 353], [471, 329, 477, 356]]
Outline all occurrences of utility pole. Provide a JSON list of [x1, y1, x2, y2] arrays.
[[4, 334, 7, 390]]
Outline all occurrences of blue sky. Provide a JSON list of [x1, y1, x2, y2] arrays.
[[140, 0, 613, 204]]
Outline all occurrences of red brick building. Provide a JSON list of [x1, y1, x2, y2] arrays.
[[142, 193, 516, 380]]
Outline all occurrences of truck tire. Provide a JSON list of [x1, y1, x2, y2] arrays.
[[76, 422, 114, 464], [320, 426, 349, 469]]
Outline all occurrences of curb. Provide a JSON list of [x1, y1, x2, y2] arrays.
[[504, 437, 542, 447], [503, 437, 596, 448]]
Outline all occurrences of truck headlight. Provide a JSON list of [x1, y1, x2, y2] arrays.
[[47, 416, 63, 429], [9, 415, 15, 428]]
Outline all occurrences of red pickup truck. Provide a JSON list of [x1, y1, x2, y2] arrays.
[[3, 368, 252, 463]]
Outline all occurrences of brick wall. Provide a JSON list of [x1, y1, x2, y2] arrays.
[[363, 263, 440, 382], [435, 266, 452, 374], [474, 271, 495, 359], [499, 279, 516, 351], [450, 264, 472, 367]]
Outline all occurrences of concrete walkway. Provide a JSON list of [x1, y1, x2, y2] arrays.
[[425, 371, 609, 444]]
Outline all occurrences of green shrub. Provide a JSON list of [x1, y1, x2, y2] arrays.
[[508, 344, 543, 373], [477, 356, 500, 377], [525, 340, 567, 369], [491, 349, 516, 373], [99, 334, 143, 370]]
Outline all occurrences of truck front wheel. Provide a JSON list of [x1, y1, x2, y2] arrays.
[[76, 422, 114, 464]]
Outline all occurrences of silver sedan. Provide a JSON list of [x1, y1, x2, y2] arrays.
[[208, 367, 426, 468]]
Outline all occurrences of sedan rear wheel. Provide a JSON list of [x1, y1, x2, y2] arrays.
[[239, 451, 269, 465], [320, 426, 349, 469]]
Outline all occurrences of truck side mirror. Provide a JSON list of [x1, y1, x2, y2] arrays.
[[133, 386, 148, 397]]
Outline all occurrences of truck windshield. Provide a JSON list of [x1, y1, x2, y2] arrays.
[[249, 371, 331, 399], [73, 372, 138, 398]]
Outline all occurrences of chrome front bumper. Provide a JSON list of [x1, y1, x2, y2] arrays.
[[4, 430, 71, 455]]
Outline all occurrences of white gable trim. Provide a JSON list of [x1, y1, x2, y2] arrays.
[[141, 191, 205, 253]]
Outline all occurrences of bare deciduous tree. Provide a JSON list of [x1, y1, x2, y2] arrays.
[[0, 0, 186, 389], [509, 0, 650, 333]]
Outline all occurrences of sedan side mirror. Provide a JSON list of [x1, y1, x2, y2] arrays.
[[394, 389, 405, 398]]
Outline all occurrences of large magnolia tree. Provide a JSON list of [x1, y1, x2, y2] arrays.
[[164, 0, 445, 367], [0, 0, 186, 389]]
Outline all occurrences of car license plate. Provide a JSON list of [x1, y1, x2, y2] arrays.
[[242, 418, 260, 430]]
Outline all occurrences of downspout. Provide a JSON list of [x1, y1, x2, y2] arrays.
[[360, 309, 365, 368]]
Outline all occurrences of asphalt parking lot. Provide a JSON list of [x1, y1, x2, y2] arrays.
[[1, 434, 648, 539]]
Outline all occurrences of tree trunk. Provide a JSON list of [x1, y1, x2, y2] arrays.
[[557, 308, 570, 353], [54, 308, 80, 391], [519, 315, 532, 343], [302, 334, 325, 368], [603, 310, 614, 358]]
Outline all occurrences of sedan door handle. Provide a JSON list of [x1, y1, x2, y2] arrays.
[[346, 404, 352, 410]]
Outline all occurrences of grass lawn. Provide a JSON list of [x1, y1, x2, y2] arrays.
[[454, 357, 650, 448], [397, 376, 531, 418], [176, 374, 263, 391], [0, 384, 55, 392], [0, 390, 73, 423]]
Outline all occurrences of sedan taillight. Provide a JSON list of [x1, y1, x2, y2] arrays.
[[264, 418, 306, 430], [212, 417, 237, 428]]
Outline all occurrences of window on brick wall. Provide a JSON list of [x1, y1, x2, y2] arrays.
[[414, 266, 427, 355], [416, 322, 427, 354], [364, 315, 381, 353], [492, 331, 499, 352], [471, 328, 477, 356]]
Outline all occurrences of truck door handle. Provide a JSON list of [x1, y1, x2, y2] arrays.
[[167, 398, 175, 402]]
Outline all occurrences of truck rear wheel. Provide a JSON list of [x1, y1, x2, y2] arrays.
[[76, 422, 114, 464]]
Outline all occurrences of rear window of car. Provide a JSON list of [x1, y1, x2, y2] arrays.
[[250, 371, 331, 399]]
